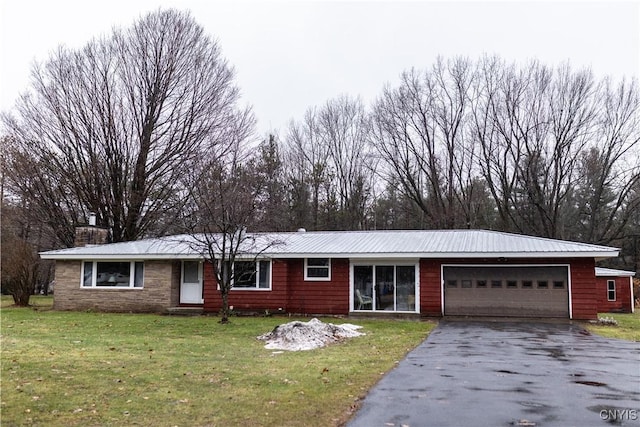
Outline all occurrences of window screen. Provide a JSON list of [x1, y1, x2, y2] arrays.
[[305, 258, 330, 280], [607, 280, 616, 301]]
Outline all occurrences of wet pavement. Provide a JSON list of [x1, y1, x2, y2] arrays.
[[348, 321, 640, 427]]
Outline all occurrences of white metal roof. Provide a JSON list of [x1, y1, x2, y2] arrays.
[[40, 234, 200, 260], [595, 267, 636, 277], [40, 229, 619, 260]]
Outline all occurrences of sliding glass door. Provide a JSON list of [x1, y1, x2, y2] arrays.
[[352, 263, 417, 312]]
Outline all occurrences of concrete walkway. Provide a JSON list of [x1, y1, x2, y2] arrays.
[[348, 321, 640, 427]]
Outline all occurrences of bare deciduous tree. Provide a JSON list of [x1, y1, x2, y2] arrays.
[[318, 95, 375, 229], [286, 96, 376, 230], [285, 108, 331, 230], [573, 77, 640, 245], [1, 238, 39, 306], [371, 55, 637, 254], [181, 146, 280, 323], [371, 58, 476, 228], [0, 195, 50, 306], [474, 59, 637, 240], [2, 9, 252, 245]]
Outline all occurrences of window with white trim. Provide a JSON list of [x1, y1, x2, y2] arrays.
[[82, 261, 144, 288], [304, 258, 331, 281], [229, 260, 271, 289], [607, 280, 616, 301]]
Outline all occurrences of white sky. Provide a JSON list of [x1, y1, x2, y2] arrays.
[[1, 0, 639, 136]]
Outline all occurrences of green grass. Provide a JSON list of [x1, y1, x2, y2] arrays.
[[0, 296, 435, 426], [0, 295, 54, 309], [586, 311, 640, 342]]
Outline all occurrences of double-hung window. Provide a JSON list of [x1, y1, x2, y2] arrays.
[[82, 261, 144, 288], [304, 258, 331, 281], [231, 260, 271, 289], [607, 280, 616, 301]]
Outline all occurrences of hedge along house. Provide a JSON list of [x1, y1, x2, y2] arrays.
[[40, 229, 629, 320]]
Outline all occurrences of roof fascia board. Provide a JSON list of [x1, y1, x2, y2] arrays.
[[595, 270, 636, 277], [265, 251, 619, 259], [40, 254, 204, 260], [41, 250, 619, 261]]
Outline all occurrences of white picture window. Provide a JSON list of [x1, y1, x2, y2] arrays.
[[304, 258, 331, 281], [82, 261, 144, 288]]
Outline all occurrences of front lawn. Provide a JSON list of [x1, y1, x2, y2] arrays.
[[0, 298, 434, 426], [586, 311, 640, 341]]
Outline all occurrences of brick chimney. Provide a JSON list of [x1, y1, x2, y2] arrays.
[[74, 213, 109, 247]]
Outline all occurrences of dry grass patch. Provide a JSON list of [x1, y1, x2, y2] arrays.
[[1, 298, 434, 426], [586, 311, 640, 341]]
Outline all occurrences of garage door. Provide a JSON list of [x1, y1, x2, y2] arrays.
[[443, 266, 569, 317]]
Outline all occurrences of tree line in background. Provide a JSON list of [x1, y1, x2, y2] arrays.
[[1, 9, 639, 303], [245, 58, 639, 273]]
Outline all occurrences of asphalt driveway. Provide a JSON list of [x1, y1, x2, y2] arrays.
[[348, 321, 640, 427]]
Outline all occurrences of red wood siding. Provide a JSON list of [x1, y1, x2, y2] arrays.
[[420, 259, 442, 316], [203, 258, 349, 315], [202, 261, 217, 313], [287, 258, 350, 315], [420, 258, 598, 320], [201, 256, 601, 319], [203, 260, 289, 313], [569, 258, 597, 320], [595, 276, 633, 313]]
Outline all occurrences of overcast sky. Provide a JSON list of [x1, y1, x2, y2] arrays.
[[1, 1, 639, 136]]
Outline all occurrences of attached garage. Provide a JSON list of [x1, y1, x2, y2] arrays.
[[443, 265, 570, 317]]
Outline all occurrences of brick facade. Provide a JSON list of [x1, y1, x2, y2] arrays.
[[74, 226, 109, 247], [53, 260, 180, 312]]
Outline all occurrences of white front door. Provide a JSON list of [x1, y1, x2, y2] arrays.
[[180, 261, 203, 304]]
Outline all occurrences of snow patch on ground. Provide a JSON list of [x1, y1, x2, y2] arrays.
[[257, 318, 365, 351]]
